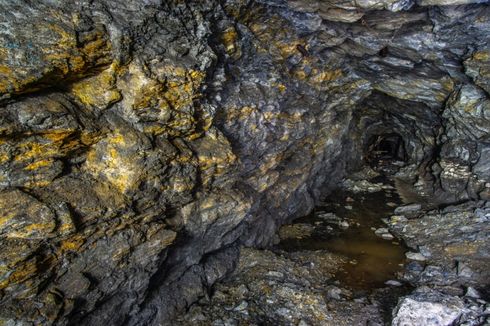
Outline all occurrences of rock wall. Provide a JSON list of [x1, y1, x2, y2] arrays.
[[0, 0, 489, 325]]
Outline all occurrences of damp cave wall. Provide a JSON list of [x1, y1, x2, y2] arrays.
[[0, 0, 489, 325]]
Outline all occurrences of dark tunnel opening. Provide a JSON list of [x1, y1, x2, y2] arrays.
[[365, 133, 407, 172]]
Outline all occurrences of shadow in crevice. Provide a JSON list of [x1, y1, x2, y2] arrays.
[[393, 177, 427, 205]]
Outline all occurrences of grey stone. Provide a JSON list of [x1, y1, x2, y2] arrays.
[[385, 280, 403, 286], [0, 0, 489, 325], [394, 204, 422, 215], [406, 252, 427, 261], [392, 290, 464, 326]]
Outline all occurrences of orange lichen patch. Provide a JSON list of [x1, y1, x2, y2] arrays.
[[0, 212, 16, 232], [0, 70, 37, 96], [81, 131, 104, 145], [118, 64, 161, 109], [58, 236, 85, 253], [174, 153, 195, 165], [82, 34, 110, 59], [278, 41, 305, 59], [0, 47, 7, 60], [0, 192, 56, 239], [290, 65, 344, 86]]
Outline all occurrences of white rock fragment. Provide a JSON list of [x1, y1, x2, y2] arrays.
[[375, 227, 389, 235], [233, 300, 248, 311], [266, 271, 284, 278], [385, 280, 402, 286], [381, 233, 395, 240], [405, 252, 427, 261], [457, 261, 473, 278], [465, 287, 480, 299], [339, 220, 350, 229], [298, 320, 310, 326], [374, 227, 395, 240], [394, 203, 422, 214], [392, 293, 464, 326], [327, 287, 342, 300]]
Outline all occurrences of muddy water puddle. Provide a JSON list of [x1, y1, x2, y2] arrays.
[[278, 187, 408, 291]]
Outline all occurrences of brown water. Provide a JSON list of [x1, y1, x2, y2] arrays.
[[278, 186, 408, 291]]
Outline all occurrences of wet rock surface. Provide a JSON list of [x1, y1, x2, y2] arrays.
[[387, 187, 490, 325], [176, 247, 399, 326], [179, 178, 490, 325], [0, 0, 489, 325]]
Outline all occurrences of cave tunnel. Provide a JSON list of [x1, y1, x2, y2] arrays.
[[345, 91, 442, 181], [365, 132, 407, 170], [1, 1, 490, 325]]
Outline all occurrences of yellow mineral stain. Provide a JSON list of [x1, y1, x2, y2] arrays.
[[42, 131, 73, 142], [84, 130, 140, 194], [0, 151, 9, 164], [118, 63, 207, 137], [0, 212, 16, 230], [0, 260, 37, 290], [14, 142, 51, 161], [473, 51, 490, 61], [24, 159, 53, 171], [270, 81, 287, 93], [59, 236, 84, 253], [444, 241, 480, 256], [310, 69, 343, 83], [221, 27, 239, 56], [0, 65, 12, 75], [70, 65, 121, 108]]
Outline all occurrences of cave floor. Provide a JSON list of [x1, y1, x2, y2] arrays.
[[278, 185, 408, 292], [176, 174, 490, 326]]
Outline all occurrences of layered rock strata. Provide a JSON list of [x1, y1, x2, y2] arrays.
[[0, 0, 489, 324]]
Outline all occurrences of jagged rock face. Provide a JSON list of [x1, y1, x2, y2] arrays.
[[0, 0, 489, 325]]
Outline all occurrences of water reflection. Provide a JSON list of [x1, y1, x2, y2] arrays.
[[278, 188, 407, 290]]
